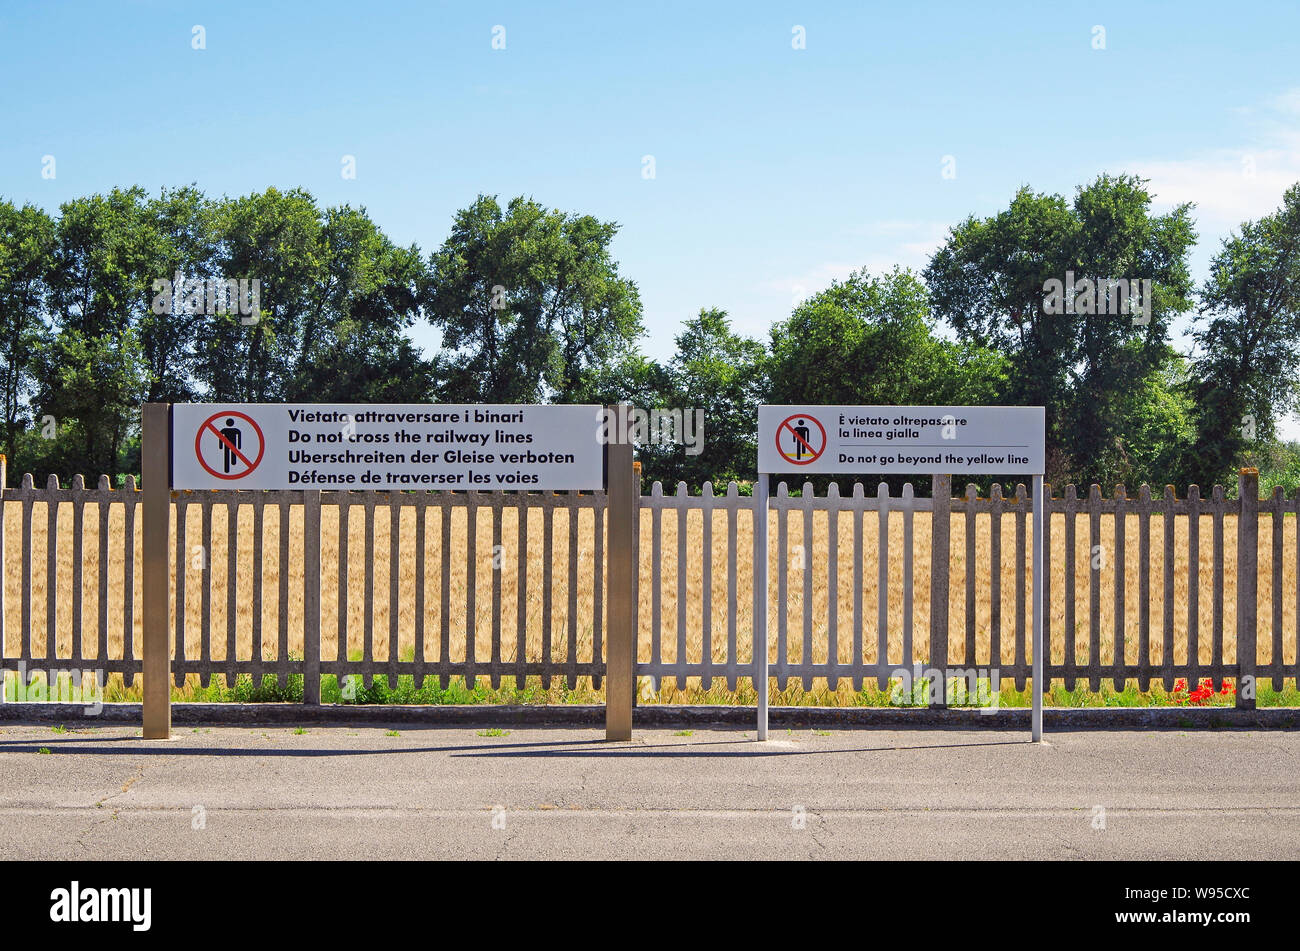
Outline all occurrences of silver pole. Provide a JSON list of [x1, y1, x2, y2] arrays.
[[755, 473, 769, 740], [1031, 472, 1044, 742]]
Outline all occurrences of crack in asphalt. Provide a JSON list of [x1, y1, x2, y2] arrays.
[[75, 763, 144, 855], [808, 809, 828, 858]]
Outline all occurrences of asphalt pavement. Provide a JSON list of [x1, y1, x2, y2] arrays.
[[1, 723, 1296, 860]]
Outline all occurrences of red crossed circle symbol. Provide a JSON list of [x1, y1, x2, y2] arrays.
[[195, 410, 265, 480], [776, 413, 826, 465]]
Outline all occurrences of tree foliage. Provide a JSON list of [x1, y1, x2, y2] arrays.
[[1185, 184, 1300, 487], [426, 195, 642, 404], [925, 174, 1197, 485]]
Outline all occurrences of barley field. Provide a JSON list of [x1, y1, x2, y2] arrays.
[[2, 499, 1297, 701]]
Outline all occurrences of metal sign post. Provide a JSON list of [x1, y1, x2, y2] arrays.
[[754, 473, 769, 740], [1031, 473, 1045, 742], [755, 405, 1047, 742]]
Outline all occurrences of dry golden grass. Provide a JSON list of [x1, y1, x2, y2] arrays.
[[3, 500, 1296, 698]]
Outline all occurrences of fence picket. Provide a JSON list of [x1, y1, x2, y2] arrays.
[[199, 497, 212, 686], [852, 483, 864, 692], [1138, 484, 1152, 691], [902, 482, 915, 681], [174, 494, 186, 687], [1187, 485, 1201, 691], [566, 491, 579, 691], [1113, 485, 1126, 691], [515, 497, 528, 690], [414, 499, 427, 689], [964, 483, 977, 668], [802, 481, 814, 691], [466, 495, 479, 689], [877, 482, 890, 689], [777, 480, 789, 690], [278, 497, 291, 686], [1271, 487, 1285, 689], [1088, 484, 1101, 691], [1162, 486, 1176, 690], [389, 498, 402, 688], [71, 477, 85, 671], [1212, 484, 1225, 691], [1014, 483, 1027, 691], [650, 481, 663, 687], [726, 482, 739, 691], [337, 498, 350, 673], [96, 477, 111, 673], [1064, 484, 1077, 690], [990, 483, 1003, 673], [1041, 482, 1052, 689], [826, 481, 839, 684], [701, 482, 714, 690], [226, 498, 238, 686], [47, 476, 59, 666], [252, 499, 264, 681], [676, 482, 689, 691]]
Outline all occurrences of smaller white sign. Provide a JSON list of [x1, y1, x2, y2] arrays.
[[172, 403, 605, 490], [758, 405, 1045, 475]]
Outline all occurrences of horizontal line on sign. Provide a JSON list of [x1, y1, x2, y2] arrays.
[[837, 444, 1032, 449]]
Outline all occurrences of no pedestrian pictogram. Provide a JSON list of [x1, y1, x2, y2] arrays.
[[775, 413, 826, 465], [195, 410, 265, 480]]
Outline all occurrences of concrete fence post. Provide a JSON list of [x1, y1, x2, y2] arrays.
[[303, 488, 322, 705], [929, 474, 951, 708], [605, 404, 638, 741], [142, 404, 172, 739], [1236, 468, 1258, 710]]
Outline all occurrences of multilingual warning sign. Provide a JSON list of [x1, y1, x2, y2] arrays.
[[758, 405, 1045, 475], [171, 404, 605, 490]]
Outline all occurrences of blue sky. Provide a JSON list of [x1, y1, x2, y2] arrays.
[[3, 1, 1300, 429]]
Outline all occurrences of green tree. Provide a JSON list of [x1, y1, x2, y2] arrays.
[[29, 328, 146, 481], [426, 195, 642, 403], [287, 205, 432, 402], [924, 174, 1197, 484], [196, 187, 324, 402], [1110, 351, 1196, 488], [638, 308, 765, 489], [1185, 183, 1300, 487], [40, 188, 154, 479], [767, 267, 1009, 407], [138, 185, 214, 403], [0, 200, 55, 466]]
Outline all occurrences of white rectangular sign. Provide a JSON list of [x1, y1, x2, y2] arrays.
[[171, 403, 605, 490], [757, 405, 1045, 475]]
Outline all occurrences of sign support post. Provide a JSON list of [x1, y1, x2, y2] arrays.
[[754, 473, 769, 740], [605, 405, 637, 741], [1031, 473, 1044, 742], [303, 488, 322, 705], [142, 403, 171, 740]]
